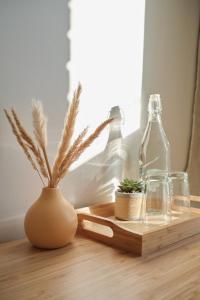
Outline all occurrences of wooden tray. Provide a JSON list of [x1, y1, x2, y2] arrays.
[[77, 196, 200, 256]]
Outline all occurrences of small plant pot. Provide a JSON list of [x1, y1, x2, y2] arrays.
[[115, 191, 143, 221]]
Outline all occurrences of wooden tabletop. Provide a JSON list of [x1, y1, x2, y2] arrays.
[[1, 235, 200, 300]]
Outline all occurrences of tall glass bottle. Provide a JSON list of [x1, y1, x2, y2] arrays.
[[139, 94, 171, 178]]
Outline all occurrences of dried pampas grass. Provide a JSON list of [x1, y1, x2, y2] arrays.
[[54, 126, 89, 185], [32, 100, 53, 186], [4, 84, 113, 187], [52, 83, 81, 184], [11, 108, 48, 179], [57, 119, 112, 181], [4, 109, 45, 185], [32, 100, 47, 149]]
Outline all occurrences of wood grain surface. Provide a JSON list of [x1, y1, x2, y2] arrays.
[[1, 235, 200, 300]]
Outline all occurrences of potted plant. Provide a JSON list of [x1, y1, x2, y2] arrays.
[[4, 84, 112, 249], [115, 178, 143, 221]]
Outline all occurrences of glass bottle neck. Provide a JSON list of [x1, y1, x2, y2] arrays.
[[148, 112, 162, 123]]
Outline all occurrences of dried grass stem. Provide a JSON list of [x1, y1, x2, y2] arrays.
[[4, 84, 112, 188], [4, 109, 45, 185], [52, 83, 81, 185]]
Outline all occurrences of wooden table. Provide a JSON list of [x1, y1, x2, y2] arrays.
[[1, 235, 200, 300]]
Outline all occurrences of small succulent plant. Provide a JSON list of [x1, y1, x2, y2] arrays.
[[118, 178, 143, 193]]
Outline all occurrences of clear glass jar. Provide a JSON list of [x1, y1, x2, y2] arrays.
[[143, 173, 171, 225]]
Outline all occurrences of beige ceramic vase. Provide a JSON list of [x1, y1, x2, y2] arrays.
[[24, 187, 78, 249]]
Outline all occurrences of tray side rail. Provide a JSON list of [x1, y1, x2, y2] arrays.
[[78, 213, 142, 255]]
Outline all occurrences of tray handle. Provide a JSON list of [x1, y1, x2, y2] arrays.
[[77, 213, 142, 255], [78, 213, 118, 238]]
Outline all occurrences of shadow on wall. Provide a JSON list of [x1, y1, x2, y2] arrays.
[[61, 86, 151, 209], [61, 128, 143, 209]]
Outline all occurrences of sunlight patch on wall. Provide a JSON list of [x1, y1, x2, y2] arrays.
[[67, 0, 145, 166]]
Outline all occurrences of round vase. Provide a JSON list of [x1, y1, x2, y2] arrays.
[[24, 187, 78, 249]]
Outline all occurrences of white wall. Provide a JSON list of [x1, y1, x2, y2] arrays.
[[0, 0, 200, 242], [0, 0, 69, 241]]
